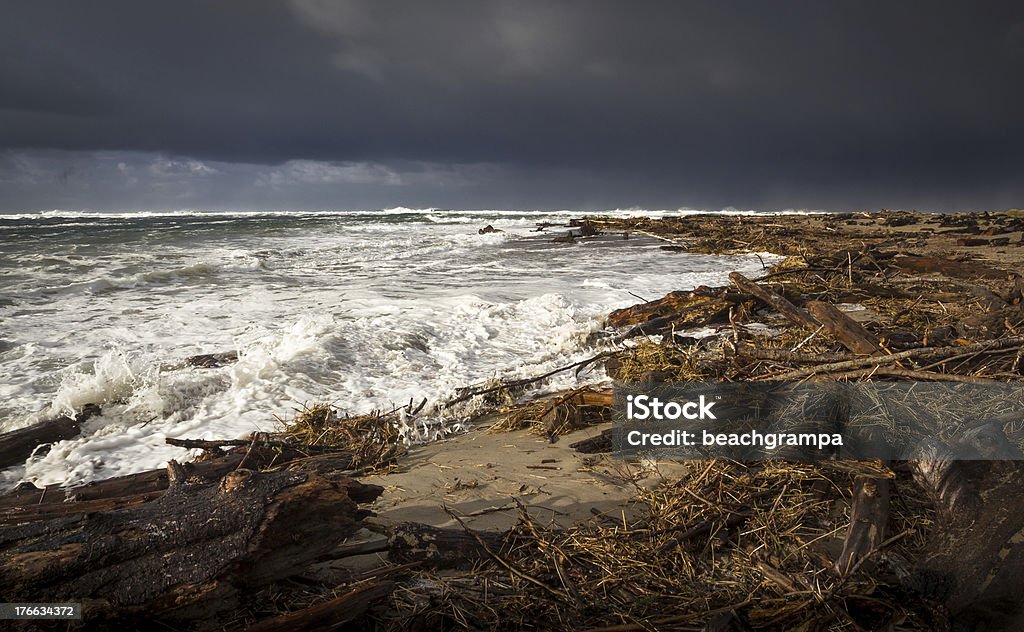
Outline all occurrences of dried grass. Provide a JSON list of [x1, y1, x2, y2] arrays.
[[489, 386, 613, 436], [383, 460, 936, 631], [277, 402, 407, 472]]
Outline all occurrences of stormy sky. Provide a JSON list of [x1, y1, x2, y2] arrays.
[[1, 1, 1022, 212]]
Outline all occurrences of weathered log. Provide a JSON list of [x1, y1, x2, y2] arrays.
[[909, 439, 980, 520], [733, 345, 849, 364], [165, 436, 356, 461], [387, 522, 506, 569], [243, 581, 395, 632], [728, 272, 819, 330], [0, 462, 383, 623], [0, 448, 272, 514], [813, 367, 1000, 384], [806, 301, 884, 355], [539, 387, 612, 437], [0, 403, 101, 469], [833, 476, 890, 575], [608, 290, 729, 331]]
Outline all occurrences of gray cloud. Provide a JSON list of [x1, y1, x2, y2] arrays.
[[1, 1, 1022, 212]]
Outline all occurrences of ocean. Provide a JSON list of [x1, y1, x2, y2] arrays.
[[0, 208, 773, 489]]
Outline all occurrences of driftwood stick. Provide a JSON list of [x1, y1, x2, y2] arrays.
[[733, 345, 849, 364], [441, 350, 619, 408], [807, 367, 1001, 384], [729, 271, 820, 330], [826, 334, 891, 578], [761, 336, 1024, 380]]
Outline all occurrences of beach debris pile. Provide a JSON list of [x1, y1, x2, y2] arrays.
[[2, 211, 1024, 630], [383, 460, 938, 631]]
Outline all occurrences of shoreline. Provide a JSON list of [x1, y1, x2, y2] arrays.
[[3, 209, 1024, 630]]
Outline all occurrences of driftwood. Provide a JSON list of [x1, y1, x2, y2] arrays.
[[806, 300, 884, 355], [762, 335, 1024, 381], [0, 403, 101, 469], [0, 461, 383, 623], [243, 581, 396, 632], [892, 255, 1018, 281], [910, 458, 1024, 628], [570, 428, 613, 454], [185, 350, 239, 368], [833, 477, 890, 575], [442, 350, 618, 409], [733, 345, 848, 364], [0, 447, 284, 515], [729, 272, 819, 330], [388, 522, 506, 569]]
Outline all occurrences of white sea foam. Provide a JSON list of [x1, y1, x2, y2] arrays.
[[0, 209, 779, 489]]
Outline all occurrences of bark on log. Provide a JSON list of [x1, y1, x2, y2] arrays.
[[806, 301, 884, 355], [243, 581, 395, 632], [0, 403, 101, 469], [387, 522, 506, 569], [0, 462, 383, 623], [733, 345, 849, 364], [728, 272, 819, 330]]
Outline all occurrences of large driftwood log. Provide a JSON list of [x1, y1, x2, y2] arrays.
[[729, 272, 819, 330], [806, 300, 884, 355], [765, 335, 1024, 380], [0, 447, 278, 515], [0, 461, 383, 623], [0, 404, 101, 469]]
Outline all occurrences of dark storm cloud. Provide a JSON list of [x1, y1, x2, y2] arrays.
[[1, 1, 1022, 211]]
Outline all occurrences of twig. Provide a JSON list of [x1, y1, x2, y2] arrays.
[[441, 350, 620, 408], [759, 336, 1024, 380]]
